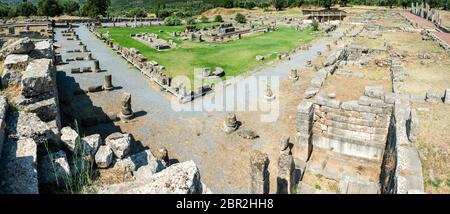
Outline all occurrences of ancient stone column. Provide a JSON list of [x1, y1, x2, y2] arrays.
[[250, 150, 270, 194], [103, 74, 113, 91], [265, 84, 275, 100], [120, 93, 133, 120], [289, 69, 298, 81], [82, 45, 87, 52], [85, 53, 93, 60], [93, 60, 100, 72], [277, 136, 294, 194], [223, 113, 238, 134], [306, 60, 312, 67]]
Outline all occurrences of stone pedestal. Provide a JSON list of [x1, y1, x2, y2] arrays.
[[289, 69, 298, 81]]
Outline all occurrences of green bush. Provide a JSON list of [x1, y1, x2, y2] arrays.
[[235, 13, 246, 23], [214, 15, 223, 22], [186, 17, 196, 25], [164, 17, 182, 26]]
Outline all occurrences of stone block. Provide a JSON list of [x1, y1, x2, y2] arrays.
[[364, 85, 384, 99], [6, 111, 53, 144], [30, 40, 52, 59], [81, 134, 101, 157], [1, 68, 22, 88], [61, 126, 79, 152], [4, 54, 30, 71], [0, 37, 35, 58], [21, 59, 53, 98], [425, 91, 442, 104], [97, 160, 202, 194], [95, 145, 113, 168], [358, 96, 386, 108], [38, 150, 71, 185], [105, 132, 132, 159], [21, 97, 57, 122], [0, 138, 38, 194], [445, 89, 450, 104]]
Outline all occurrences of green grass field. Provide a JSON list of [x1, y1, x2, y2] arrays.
[[98, 24, 317, 81]]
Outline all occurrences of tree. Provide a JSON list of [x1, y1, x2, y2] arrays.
[[200, 16, 209, 23], [37, 0, 63, 17], [235, 13, 246, 23], [0, 3, 10, 18], [339, 0, 349, 7], [223, 0, 234, 8], [62, 0, 80, 15], [81, 0, 110, 17], [186, 17, 196, 25], [16, 0, 37, 17], [272, 0, 285, 11], [214, 15, 223, 22], [126, 8, 146, 18], [164, 17, 181, 26]]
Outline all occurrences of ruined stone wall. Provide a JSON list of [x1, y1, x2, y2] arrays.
[[380, 95, 424, 194], [297, 88, 393, 162]]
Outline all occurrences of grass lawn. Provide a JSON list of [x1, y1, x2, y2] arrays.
[[98, 24, 317, 81]]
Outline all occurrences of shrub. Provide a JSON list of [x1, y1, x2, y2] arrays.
[[214, 15, 223, 22], [235, 13, 246, 23], [311, 20, 319, 31], [164, 17, 182, 26], [200, 16, 209, 23]]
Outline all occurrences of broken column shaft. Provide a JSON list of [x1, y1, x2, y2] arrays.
[[250, 150, 270, 194]]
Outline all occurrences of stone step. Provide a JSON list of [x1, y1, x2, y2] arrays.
[[312, 132, 385, 161], [316, 109, 391, 129], [313, 122, 388, 143], [317, 117, 389, 136]]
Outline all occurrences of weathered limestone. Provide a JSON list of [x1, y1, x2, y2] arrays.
[[445, 89, 450, 104], [0, 96, 6, 160], [249, 150, 270, 194], [105, 132, 131, 159], [277, 137, 294, 194], [1, 69, 23, 88], [237, 129, 258, 139], [4, 54, 30, 71], [364, 85, 384, 99], [30, 40, 52, 59], [289, 69, 298, 81], [115, 149, 164, 173], [38, 150, 71, 185], [407, 109, 419, 143], [296, 101, 314, 162], [0, 37, 35, 59], [95, 145, 114, 168], [21, 59, 52, 98], [103, 74, 113, 91], [98, 160, 202, 194], [155, 147, 170, 167], [60, 126, 79, 152], [119, 93, 133, 120], [80, 134, 101, 157], [223, 113, 238, 134], [0, 138, 38, 194], [93, 60, 100, 72], [6, 111, 54, 144], [425, 91, 442, 104]]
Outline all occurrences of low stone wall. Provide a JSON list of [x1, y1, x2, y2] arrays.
[[380, 95, 424, 194]]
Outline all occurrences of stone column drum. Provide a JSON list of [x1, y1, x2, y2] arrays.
[[103, 74, 113, 91], [250, 150, 270, 194]]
